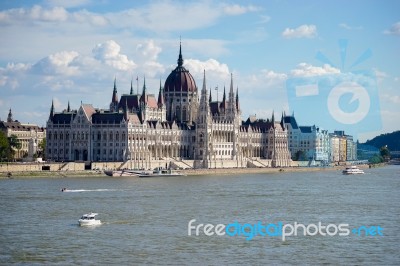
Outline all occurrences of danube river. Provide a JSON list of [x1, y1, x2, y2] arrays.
[[1, 166, 399, 265]]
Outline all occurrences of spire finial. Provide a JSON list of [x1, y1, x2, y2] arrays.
[[177, 39, 183, 67]]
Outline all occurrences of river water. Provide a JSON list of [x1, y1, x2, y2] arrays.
[[0, 166, 399, 265]]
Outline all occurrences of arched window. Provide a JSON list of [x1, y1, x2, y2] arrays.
[[176, 106, 181, 121], [182, 106, 187, 122]]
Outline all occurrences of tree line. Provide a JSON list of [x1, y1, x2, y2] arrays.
[[0, 131, 46, 162]]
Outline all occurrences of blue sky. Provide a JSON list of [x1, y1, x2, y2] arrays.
[[0, 0, 399, 141]]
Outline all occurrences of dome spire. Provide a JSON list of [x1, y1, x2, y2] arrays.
[[7, 108, 13, 122], [177, 39, 183, 67]]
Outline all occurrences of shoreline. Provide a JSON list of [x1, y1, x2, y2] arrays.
[[0, 164, 376, 179]]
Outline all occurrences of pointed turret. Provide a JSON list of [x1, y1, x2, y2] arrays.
[[49, 101, 54, 121], [157, 79, 165, 108], [199, 70, 210, 114], [236, 87, 240, 111], [7, 108, 13, 122], [209, 88, 212, 103], [110, 77, 119, 112], [130, 79, 134, 95], [229, 73, 234, 102], [140, 76, 147, 105], [67, 101, 71, 112], [220, 86, 226, 111]]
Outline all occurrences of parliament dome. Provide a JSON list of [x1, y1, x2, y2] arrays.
[[164, 44, 197, 93]]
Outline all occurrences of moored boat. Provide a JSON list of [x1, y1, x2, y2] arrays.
[[104, 169, 149, 177], [139, 168, 184, 178], [342, 165, 365, 175]]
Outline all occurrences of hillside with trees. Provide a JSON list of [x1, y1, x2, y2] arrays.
[[363, 131, 400, 151]]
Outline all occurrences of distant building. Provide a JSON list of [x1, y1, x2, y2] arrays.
[[46, 44, 292, 169], [282, 114, 330, 162], [330, 130, 357, 162], [0, 108, 46, 160]]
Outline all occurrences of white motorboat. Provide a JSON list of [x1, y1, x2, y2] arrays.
[[78, 213, 101, 226], [139, 168, 184, 178], [342, 166, 365, 175]]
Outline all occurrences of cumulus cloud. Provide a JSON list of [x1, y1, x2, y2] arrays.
[[290, 63, 340, 77], [282, 24, 317, 39], [184, 58, 230, 83], [383, 22, 400, 35], [223, 4, 261, 15], [0, 5, 68, 24], [262, 69, 287, 80], [92, 40, 136, 71], [45, 0, 92, 8], [32, 51, 80, 76]]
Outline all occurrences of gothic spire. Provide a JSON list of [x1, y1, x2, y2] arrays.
[[67, 101, 71, 112], [111, 77, 118, 103], [229, 73, 234, 100], [140, 76, 147, 105], [236, 87, 240, 111], [177, 40, 183, 67], [209, 88, 212, 103], [157, 79, 164, 107], [130, 79, 134, 95], [49, 100, 54, 121]]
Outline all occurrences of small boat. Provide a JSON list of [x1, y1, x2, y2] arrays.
[[139, 168, 184, 178], [104, 169, 149, 177], [342, 166, 365, 175], [61, 188, 67, 192], [78, 213, 101, 226]]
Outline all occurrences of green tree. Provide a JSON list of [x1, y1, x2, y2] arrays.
[[369, 154, 384, 164], [38, 138, 46, 159], [380, 145, 390, 160], [293, 150, 307, 161], [0, 131, 10, 161], [8, 134, 21, 161]]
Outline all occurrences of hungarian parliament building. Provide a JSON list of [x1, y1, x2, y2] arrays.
[[46, 44, 292, 169]]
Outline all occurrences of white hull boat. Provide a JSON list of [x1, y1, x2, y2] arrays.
[[104, 169, 149, 177], [139, 168, 184, 178], [342, 166, 365, 175], [78, 213, 101, 226]]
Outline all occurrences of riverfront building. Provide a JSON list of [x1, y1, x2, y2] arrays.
[[46, 44, 292, 169], [282, 115, 356, 163], [0, 109, 46, 160]]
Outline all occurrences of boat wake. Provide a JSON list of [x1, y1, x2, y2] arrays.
[[62, 189, 123, 193]]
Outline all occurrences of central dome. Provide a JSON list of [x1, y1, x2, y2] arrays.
[[164, 44, 197, 93]]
